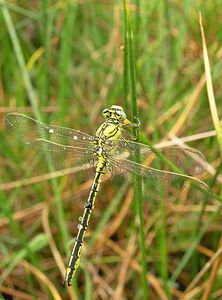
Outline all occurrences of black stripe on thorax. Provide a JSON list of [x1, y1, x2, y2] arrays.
[[106, 125, 118, 135], [107, 128, 118, 139]]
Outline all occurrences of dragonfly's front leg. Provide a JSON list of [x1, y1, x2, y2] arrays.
[[123, 116, 140, 141]]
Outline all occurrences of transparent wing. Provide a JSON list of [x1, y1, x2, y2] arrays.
[[29, 138, 96, 174], [4, 112, 94, 147], [4, 112, 95, 173], [111, 139, 207, 176], [108, 154, 208, 203]]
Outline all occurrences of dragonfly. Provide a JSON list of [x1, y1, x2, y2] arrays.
[[4, 105, 208, 286]]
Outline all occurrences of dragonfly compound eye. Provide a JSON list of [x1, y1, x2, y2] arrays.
[[115, 110, 126, 121], [102, 108, 111, 119]]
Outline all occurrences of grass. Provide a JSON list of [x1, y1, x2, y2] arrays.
[[123, 2, 148, 299], [0, 1, 222, 299]]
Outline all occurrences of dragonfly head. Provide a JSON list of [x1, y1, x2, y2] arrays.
[[102, 105, 127, 123]]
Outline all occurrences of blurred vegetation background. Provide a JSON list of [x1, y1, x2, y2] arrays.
[[0, 1, 222, 299]]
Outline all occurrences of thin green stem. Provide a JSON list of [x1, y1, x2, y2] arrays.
[[123, 1, 148, 299]]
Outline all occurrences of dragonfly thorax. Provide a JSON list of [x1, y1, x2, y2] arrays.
[[95, 119, 122, 144], [93, 119, 123, 172]]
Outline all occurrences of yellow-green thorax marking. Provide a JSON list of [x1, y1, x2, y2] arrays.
[[64, 105, 134, 286]]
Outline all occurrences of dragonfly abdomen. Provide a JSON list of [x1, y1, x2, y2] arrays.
[[64, 170, 104, 286]]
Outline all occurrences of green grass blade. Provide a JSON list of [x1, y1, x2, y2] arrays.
[[84, 269, 93, 300], [0, 233, 48, 285], [123, 2, 149, 299], [57, 2, 77, 118], [38, 0, 54, 106], [0, 0, 40, 119]]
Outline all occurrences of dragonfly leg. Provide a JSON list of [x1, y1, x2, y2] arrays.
[[123, 116, 140, 141]]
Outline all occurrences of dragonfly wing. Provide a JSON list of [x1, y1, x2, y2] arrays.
[[4, 113, 95, 174], [29, 138, 95, 174], [108, 154, 208, 203], [112, 140, 207, 176], [4, 112, 94, 148]]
